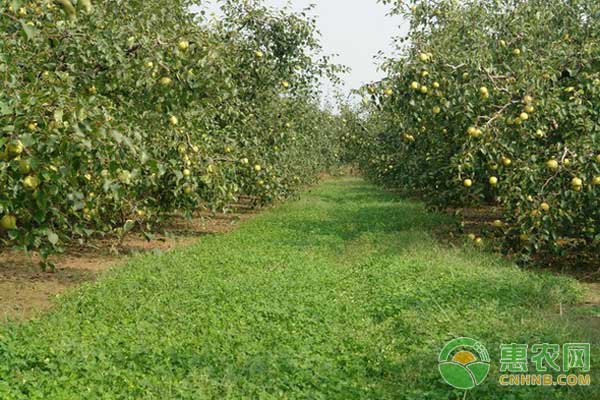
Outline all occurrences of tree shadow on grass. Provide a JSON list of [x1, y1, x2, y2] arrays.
[[271, 182, 452, 250]]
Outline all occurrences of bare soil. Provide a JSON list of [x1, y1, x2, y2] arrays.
[[0, 204, 257, 322], [435, 203, 599, 281], [432, 203, 599, 323]]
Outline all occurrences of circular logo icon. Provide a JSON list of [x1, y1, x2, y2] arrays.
[[438, 337, 490, 390]]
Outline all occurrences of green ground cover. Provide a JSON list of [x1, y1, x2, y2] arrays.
[[0, 177, 596, 399]]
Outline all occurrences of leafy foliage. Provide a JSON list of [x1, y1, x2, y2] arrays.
[[0, 178, 593, 399], [0, 0, 343, 262], [343, 0, 600, 262]]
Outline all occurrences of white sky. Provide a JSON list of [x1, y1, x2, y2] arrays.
[[194, 1, 406, 100]]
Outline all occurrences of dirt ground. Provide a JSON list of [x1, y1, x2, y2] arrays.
[[0, 202, 257, 322], [2, 187, 597, 323], [436, 203, 599, 323], [438, 204, 599, 281]]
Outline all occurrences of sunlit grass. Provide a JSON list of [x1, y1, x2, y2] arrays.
[[0, 177, 595, 399]]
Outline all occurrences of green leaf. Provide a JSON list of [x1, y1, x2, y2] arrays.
[[0, 102, 12, 116], [20, 21, 38, 41], [47, 231, 59, 246], [123, 220, 135, 233], [54, 109, 64, 124]]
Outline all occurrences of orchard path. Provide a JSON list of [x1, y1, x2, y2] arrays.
[[0, 178, 596, 399]]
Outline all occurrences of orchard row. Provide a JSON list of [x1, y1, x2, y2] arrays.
[[343, 0, 599, 261], [0, 0, 343, 263]]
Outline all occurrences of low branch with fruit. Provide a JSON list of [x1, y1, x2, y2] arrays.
[[0, 0, 345, 268], [343, 0, 600, 264]]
